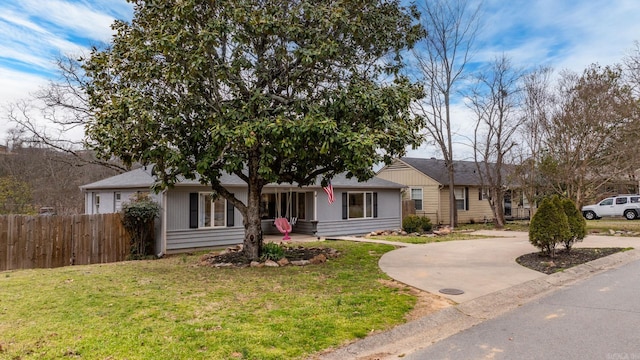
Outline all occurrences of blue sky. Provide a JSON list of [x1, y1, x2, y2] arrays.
[[1, 0, 640, 156]]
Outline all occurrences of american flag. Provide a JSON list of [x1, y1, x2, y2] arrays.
[[323, 180, 335, 205]]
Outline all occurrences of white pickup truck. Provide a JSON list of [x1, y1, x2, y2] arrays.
[[581, 194, 640, 220]]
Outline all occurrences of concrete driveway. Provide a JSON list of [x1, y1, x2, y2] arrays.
[[377, 230, 640, 303], [320, 231, 640, 360]]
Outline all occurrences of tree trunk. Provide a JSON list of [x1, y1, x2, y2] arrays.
[[242, 172, 262, 260], [448, 165, 457, 227], [493, 188, 506, 228], [242, 153, 265, 261], [243, 193, 263, 261]]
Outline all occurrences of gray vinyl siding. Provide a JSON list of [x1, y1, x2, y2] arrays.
[[165, 187, 246, 231], [165, 187, 246, 251], [166, 227, 244, 252], [317, 218, 401, 237], [316, 188, 401, 236], [85, 190, 157, 214]]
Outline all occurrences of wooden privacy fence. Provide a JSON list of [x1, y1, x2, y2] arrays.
[[0, 213, 129, 271]]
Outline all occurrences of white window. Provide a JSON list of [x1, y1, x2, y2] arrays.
[[348, 192, 374, 219], [93, 193, 100, 214], [199, 193, 226, 227], [479, 187, 489, 201], [410, 188, 423, 210], [454, 187, 467, 211], [114, 192, 122, 211]]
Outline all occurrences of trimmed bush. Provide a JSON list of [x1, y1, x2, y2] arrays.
[[121, 193, 160, 259], [529, 196, 570, 257], [560, 197, 587, 251], [402, 215, 433, 233]]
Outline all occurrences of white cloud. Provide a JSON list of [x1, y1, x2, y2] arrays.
[[18, 0, 120, 41], [478, 0, 640, 72], [0, 0, 131, 142]]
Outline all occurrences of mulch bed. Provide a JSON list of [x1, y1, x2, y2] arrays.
[[516, 247, 625, 274], [200, 245, 339, 267]]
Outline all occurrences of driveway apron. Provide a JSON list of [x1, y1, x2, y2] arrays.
[[377, 231, 640, 303]]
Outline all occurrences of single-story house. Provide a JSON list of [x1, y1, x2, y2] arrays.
[[80, 167, 405, 254], [376, 157, 524, 224]]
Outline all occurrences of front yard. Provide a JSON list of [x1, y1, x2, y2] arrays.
[[0, 241, 424, 360]]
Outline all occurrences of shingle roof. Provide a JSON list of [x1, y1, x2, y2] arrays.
[[81, 167, 404, 190], [396, 157, 516, 187], [80, 167, 155, 190], [399, 157, 483, 186]]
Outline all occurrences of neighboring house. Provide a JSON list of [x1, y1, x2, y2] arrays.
[[376, 157, 521, 225], [81, 167, 405, 254]]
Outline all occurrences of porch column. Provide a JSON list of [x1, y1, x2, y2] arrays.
[[313, 191, 318, 221]]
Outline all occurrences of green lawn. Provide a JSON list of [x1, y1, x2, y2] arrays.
[[584, 219, 640, 234], [457, 219, 640, 235], [371, 233, 491, 244], [0, 241, 416, 360]]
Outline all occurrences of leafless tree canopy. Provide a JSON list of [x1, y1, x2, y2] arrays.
[[467, 55, 525, 227], [411, 0, 482, 226], [6, 56, 127, 172]]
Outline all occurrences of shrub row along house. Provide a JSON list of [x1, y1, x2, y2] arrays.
[[81, 167, 404, 255]]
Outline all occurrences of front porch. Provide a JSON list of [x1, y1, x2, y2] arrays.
[[263, 233, 322, 243]]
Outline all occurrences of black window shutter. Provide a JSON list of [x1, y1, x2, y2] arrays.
[[465, 187, 470, 210], [373, 192, 378, 218], [189, 193, 198, 228], [342, 192, 348, 219], [226, 193, 235, 227], [479, 188, 483, 201]]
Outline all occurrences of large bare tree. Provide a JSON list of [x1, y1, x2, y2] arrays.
[[513, 66, 554, 217], [467, 55, 524, 227], [541, 64, 640, 207], [6, 56, 126, 172], [411, 0, 482, 227]]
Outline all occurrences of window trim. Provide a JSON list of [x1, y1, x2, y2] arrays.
[[478, 187, 489, 201], [114, 192, 122, 212], [454, 187, 469, 211], [198, 192, 227, 228], [410, 188, 423, 211], [347, 191, 374, 219], [93, 193, 100, 214]]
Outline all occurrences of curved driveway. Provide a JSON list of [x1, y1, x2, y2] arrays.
[[377, 230, 640, 303], [321, 231, 640, 360]]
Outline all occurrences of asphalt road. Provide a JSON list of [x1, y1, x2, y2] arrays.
[[406, 259, 640, 360]]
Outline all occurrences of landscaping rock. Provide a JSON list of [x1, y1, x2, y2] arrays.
[[310, 254, 327, 264], [200, 245, 339, 268], [433, 226, 452, 235], [277, 258, 290, 267], [214, 263, 234, 268], [291, 260, 310, 266], [264, 260, 279, 267]]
